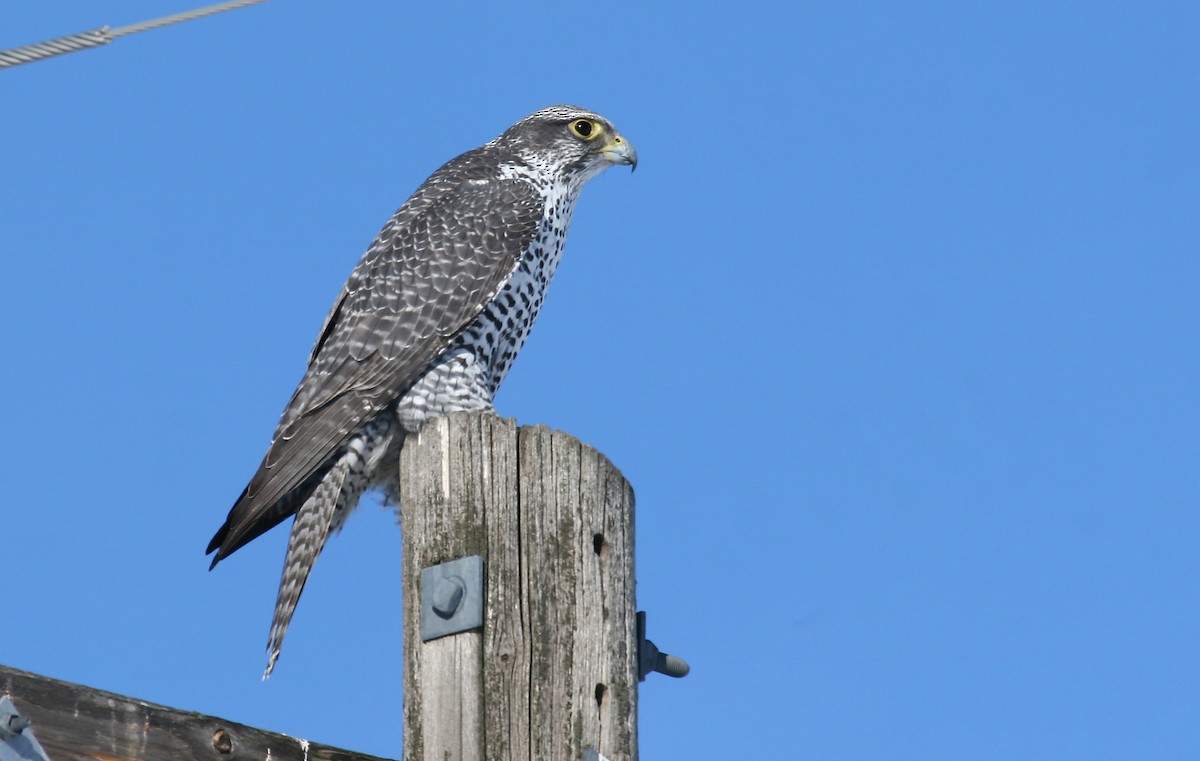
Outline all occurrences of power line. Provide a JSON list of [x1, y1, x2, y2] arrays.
[[0, 0, 271, 70]]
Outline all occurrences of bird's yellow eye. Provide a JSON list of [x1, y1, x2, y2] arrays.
[[570, 119, 600, 140]]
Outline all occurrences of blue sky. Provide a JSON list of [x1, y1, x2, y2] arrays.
[[2, 1, 1198, 758]]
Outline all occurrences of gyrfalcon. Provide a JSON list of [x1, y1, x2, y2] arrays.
[[206, 105, 636, 677]]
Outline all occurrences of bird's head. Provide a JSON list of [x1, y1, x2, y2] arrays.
[[496, 105, 637, 183]]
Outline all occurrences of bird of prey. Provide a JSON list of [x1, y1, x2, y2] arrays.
[[206, 105, 636, 677]]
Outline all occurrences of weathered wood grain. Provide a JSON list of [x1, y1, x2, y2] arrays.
[[0, 663, 392, 761], [400, 413, 637, 761]]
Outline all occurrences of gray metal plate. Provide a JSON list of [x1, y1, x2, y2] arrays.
[[420, 554, 485, 642]]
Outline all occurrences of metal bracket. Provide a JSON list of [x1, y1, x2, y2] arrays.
[[0, 696, 52, 761], [583, 747, 611, 761], [420, 555, 484, 642], [637, 611, 690, 681]]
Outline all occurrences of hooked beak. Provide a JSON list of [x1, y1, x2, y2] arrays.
[[601, 133, 638, 172]]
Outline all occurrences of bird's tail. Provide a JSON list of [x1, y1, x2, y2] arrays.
[[259, 417, 397, 678], [263, 459, 350, 679]]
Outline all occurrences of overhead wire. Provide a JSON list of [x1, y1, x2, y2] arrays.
[[0, 0, 271, 69]]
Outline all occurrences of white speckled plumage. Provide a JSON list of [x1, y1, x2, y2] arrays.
[[206, 105, 635, 676]]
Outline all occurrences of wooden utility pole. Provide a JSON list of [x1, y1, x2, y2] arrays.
[[400, 412, 638, 761], [2, 412, 679, 761]]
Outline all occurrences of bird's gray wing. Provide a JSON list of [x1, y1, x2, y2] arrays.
[[208, 169, 543, 563]]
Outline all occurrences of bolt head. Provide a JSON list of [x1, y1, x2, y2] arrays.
[[431, 575, 465, 618]]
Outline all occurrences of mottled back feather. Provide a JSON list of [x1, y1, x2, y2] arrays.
[[207, 151, 543, 563]]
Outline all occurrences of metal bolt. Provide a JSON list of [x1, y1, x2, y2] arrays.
[[0, 705, 27, 734], [431, 575, 465, 619], [0, 697, 29, 738], [420, 555, 484, 641], [636, 611, 690, 681], [654, 652, 690, 678], [1, 712, 29, 736]]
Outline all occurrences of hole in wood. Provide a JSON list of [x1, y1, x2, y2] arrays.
[[212, 728, 233, 754], [593, 533, 605, 555], [594, 682, 607, 708]]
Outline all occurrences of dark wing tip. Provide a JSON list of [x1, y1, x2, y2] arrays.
[[206, 483, 251, 568], [206, 522, 229, 569], [206, 525, 225, 554], [207, 475, 320, 571]]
